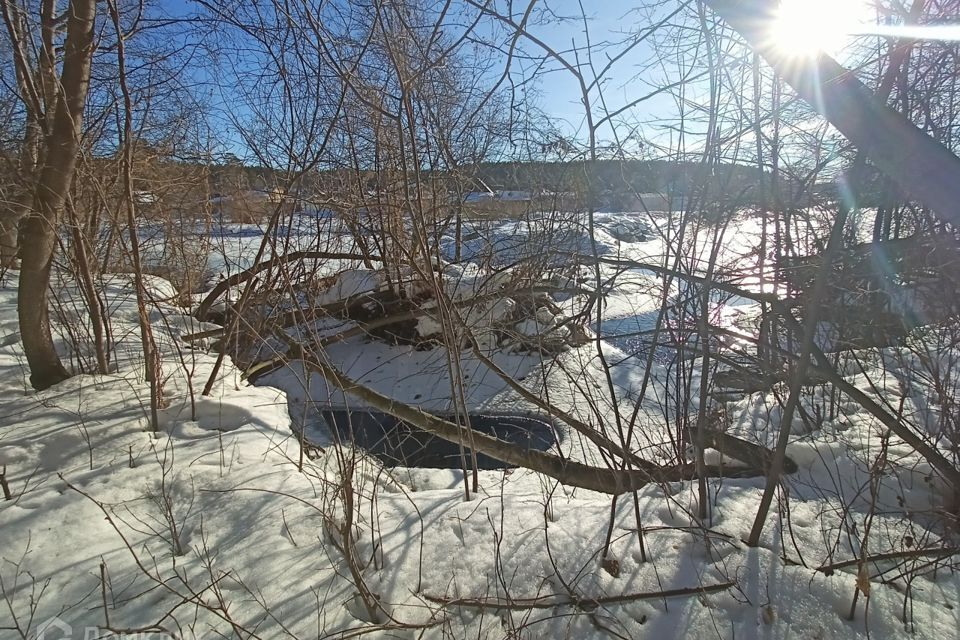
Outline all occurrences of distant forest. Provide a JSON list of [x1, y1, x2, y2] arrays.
[[471, 159, 767, 208], [212, 159, 771, 210]]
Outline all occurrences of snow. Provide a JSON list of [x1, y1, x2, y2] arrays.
[[316, 268, 382, 305], [3, 210, 960, 639]]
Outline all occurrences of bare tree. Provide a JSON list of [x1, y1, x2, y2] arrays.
[[3, 0, 96, 389]]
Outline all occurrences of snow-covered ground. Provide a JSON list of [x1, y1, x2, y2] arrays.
[[2, 211, 959, 639]]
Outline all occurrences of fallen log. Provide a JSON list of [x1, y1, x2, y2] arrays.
[[691, 427, 798, 474], [272, 332, 795, 495], [565, 252, 960, 499], [421, 580, 735, 611], [196, 250, 378, 321]]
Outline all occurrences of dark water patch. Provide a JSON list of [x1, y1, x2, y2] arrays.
[[321, 409, 560, 469], [596, 315, 679, 364]]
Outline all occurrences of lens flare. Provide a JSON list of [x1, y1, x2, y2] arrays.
[[771, 0, 867, 56]]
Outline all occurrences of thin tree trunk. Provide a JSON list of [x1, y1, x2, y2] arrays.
[[68, 197, 109, 374], [0, 2, 43, 268], [107, 0, 161, 428], [0, 118, 39, 267]]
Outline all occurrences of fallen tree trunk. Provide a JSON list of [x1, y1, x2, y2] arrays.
[[704, 0, 960, 226], [568, 253, 960, 498], [422, 580, 736, 611], [195, 250, 378, 321], [273, 332, 793, 494]]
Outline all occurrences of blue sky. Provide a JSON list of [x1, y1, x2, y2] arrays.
[[508, 1, 680, 143], [154, 0, 703, 159], [154, 0, 910, 162]]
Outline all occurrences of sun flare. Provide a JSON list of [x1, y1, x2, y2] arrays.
[[771, 0, 867, 57]]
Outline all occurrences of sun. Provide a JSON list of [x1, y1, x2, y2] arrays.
[[771, 0, 868, 57]]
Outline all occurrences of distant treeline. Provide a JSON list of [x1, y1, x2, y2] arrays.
[[471, 160, 767, 209], [194, 158, 770, 210]]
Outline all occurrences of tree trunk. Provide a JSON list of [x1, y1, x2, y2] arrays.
[[17, 0, 96, 390], [704, 0, 960, 225]]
